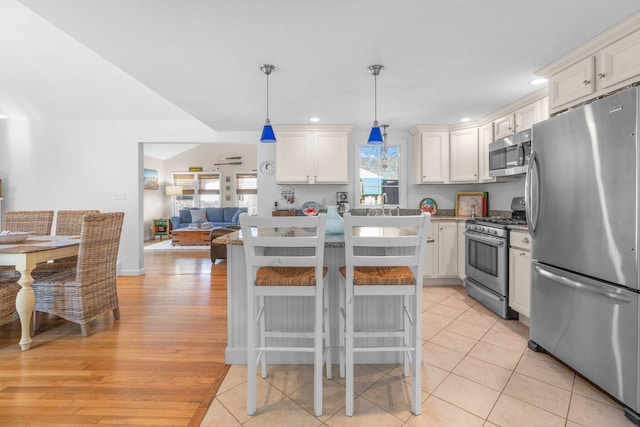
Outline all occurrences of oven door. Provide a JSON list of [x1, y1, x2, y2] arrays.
[[464, 229, 508, 296]]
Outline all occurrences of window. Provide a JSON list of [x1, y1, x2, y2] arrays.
[[171, 172, 221, 209], [359, 145, 400, 206], [198, 173, 221, 207], [236, 172, 257, 215]]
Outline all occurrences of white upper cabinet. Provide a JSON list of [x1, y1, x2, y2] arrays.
[[449, 127, 478, 183], [411, 127, 450, 184], [275, 125, 352, 184], [478, 122, 495, 183], [514, 101, 542, 134], [549, 57, 596, 110], [494, 97, 547, 140], [543, 18, 640, 113], [597, 29, 640, 91], [493, 113, 515, 139]]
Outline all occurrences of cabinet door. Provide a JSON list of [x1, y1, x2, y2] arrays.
[[549, 56, 595, 110], [494, 114, 514, 139], [514, 101, 541, 133], [424, 240, 436, 279], [418, 131, 449, 183], [275, 131, 312, 183], [478, 122, 495, 182], [597, 29, 640, 91], [509, 248, 531, 318], [437, 222, 458, 277], [449, 128, 478, 182], [457, 221, 465, 281], [313, 131, 349, 184]]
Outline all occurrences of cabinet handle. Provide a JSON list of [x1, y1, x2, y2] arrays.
[[583, 79, 591, 86], [598, 73, 606, 79], [520, 252, 527, 256], [523, 237, 530, 244]]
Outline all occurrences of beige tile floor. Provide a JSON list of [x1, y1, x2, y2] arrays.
[[202, 285, 635, 427]]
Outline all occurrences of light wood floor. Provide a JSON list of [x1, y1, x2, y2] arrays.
[[0, 249, 227, 426]]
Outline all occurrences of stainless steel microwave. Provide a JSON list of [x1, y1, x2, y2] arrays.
[[489, 130, 531, 177]]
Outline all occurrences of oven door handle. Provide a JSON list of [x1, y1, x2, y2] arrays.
[[464, 231, 505, 247]]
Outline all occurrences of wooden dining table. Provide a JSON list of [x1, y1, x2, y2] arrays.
[[0, 236, 80, 350]]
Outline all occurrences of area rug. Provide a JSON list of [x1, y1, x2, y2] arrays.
[[144, 239, 209, 252]]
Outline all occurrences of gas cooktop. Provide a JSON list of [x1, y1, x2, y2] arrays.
[[467, 217, 527, 228]]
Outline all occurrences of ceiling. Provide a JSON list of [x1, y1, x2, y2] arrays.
[[4, 0, 640, 135]]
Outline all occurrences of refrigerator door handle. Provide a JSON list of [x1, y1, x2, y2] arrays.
[[534, 265, 631, 304], [525, 150, 539, 236]]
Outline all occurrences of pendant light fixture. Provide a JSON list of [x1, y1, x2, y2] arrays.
[[367, 64, 384, 145], [260, 64, 276, 143]]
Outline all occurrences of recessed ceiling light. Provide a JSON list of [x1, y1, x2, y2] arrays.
[[0, 114, 7, 119], [460, 117, 471, 123], [309, 117, 320, 123], [530, 77, 548, 85]]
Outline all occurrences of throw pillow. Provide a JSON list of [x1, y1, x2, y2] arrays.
[[231, 207, 248, 224], [190, 209, 207, 223], [179, 209, 192, 224]]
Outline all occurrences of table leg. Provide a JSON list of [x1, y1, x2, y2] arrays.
[[16, 269, 35, 351]]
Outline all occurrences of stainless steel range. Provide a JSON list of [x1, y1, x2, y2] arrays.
[[464, 197, 526, 319]]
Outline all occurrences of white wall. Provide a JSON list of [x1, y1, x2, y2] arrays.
[[0, 118, 224, 276]]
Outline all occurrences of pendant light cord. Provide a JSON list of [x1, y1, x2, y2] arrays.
[[374, 73, 377, 123], [266, 72, 270, 120]]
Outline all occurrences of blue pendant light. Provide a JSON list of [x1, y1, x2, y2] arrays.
[[260, 64, 277, 143], [367, 65, 384, 145]]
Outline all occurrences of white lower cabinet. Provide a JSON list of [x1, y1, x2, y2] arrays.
[[457, 221, 465, 281], [509, 231, 531, 324], [424, 239, 436, 278], [424, 221, 460, 281]]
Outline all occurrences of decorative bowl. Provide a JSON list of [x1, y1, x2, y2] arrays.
[[302, 201, 320, 216], [419, 197, 437, 215], [0, 231, 31, 244]]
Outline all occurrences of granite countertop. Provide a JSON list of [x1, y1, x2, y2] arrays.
[[214, 227, 435, 247], [508, 225, 530, 232]]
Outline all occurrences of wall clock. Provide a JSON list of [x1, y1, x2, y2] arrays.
[[259, 160, 274, 175]]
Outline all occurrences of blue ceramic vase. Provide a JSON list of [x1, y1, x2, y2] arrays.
[[325, 205, 344, 234]]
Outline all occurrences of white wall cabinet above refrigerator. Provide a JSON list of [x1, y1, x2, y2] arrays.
[[539, 16, 640, 113], [274, 125, 352, 184]]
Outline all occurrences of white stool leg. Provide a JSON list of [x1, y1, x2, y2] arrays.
[[403, 294, 410, 377], [412, 293, 423, 415], [323, 277, 332, 379], [314, 285, 323, 416], [259, 295, 267, 378], [345, 288, 354, 417], [247, 293, 257, 415], [338, 276, 346, 379]]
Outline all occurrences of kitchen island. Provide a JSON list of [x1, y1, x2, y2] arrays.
[[214, 225, 429, 364]]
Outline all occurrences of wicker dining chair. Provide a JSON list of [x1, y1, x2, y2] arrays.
[[0, 279, 20, 326], [0, 210, 55, 277], [55, 210, 100, 235], [31, 212, 124, 337], [3, 210, 54, 235]]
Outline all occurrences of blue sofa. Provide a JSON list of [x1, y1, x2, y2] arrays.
[[171, 207, 247, 230]]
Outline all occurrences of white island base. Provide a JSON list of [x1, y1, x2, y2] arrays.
[[225, 244, 411, 365]]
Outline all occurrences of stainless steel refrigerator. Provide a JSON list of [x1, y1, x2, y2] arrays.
[[527, 86, 640, 424]]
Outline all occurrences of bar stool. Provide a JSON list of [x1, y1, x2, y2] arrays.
[[338, 212, 430, 416], [239, 213, 331, 417]]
